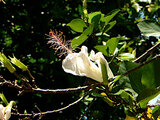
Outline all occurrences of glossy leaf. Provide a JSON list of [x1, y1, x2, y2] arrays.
[[137, 88, 160, 108], [141, 59, 160, 89], [71, 23, 94, 49], [94, 37, 119, 56], [103, 20, 116, 33], [122, 61, 144, 94], [71, 34, 88, 49], [118, 53, 135, 61], [67, 19, 87, 33], [114, 90, 133, 103], [94, 45, 108, 56], [103, 9, 120, 25], [88, 12, 102, 24], [106, 37, 119, 55], [83, 23, 94, 36], [137, 21, 160, 37]]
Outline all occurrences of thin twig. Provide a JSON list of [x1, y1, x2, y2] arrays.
[[147, 104, 160, 108], [0, 76, 100, 95], [31, 84, 98, 94], [133, 42, 160, 63], [12, 95, 85, 118], [122, 54, 160, 76], [79, 97, 96, 120], [27, 69, 37, 88]]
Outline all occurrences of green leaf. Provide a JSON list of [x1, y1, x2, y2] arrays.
[[114, 90, 133, 103], [138, 0, 151, 3], [71, 34, 88, 49], [118, 53, 135, 61], [83, 23, 94, 36], [141, 59, 160, 89], [119, 59, 160, 106], [103, 20, 116, 33], [118, 63, 132, 89], [123, 61, 144, 94], [88, 12, 102, 24], [91, 92, 104, 97], [152, 105, 160, 119], [94, 45, 108, 56], [94, 37, 119, 56], [103, 9, 120, 25], [103, 96, 114, 106], [71, 23, 94, 49], [67, 19, 87, 33], [137, 21, 160, 37], [105, 37, 119, 55], [137, 88, 160, 108]]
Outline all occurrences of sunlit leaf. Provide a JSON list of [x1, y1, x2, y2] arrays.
[[137, 88, 160, 108], [71, 34, 88, 49], [141, 59, 160, 89], [94, 45, 108, 56], [103, 9, 120, 25], [114, 90, 133, 103], [94, 37, 119, 56], [118, 53, 135, 61], [88, 11, 102, 24], [103, 20, 116, 33], [71, 23, 94, 49], [83, 23, 94, 36], [137, 21, 160, 37], [67, 19, 87, 33], [106, 37, 119, 55], [138, 0, 151, 3], [122, 61, 144, 94]]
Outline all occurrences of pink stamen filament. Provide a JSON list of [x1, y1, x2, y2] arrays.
[[50, 31, 73, 55]]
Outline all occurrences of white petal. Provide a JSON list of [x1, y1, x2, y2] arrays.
[[3, 106, 11, 120], [62, 46, 114, 82], [0, 104, 4, 120], [62, 46, 103, 82], [90, 51, 114, 79]]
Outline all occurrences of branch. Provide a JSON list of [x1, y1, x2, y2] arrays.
[[147, 104, 160, 108], [0, 76, 100, 95], [31, 84, 97, 94], [122, 54, 160, 76], [133, 42, 160, 63], [12, 94, 85, 118]]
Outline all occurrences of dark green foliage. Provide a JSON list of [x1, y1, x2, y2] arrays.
[[1, 0, 160, 119]]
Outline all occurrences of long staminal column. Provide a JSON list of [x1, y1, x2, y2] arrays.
[[46, 30, 73, 57]]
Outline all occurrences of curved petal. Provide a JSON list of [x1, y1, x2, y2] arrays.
[[62, 46, 114, 82], [0, 104, 4, 120], [3, 106, 11, 120], [90, 50, 114, 79]]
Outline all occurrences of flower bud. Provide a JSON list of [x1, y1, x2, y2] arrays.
[[0, 53, 16, 73], [9, 55, 28, 71]]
